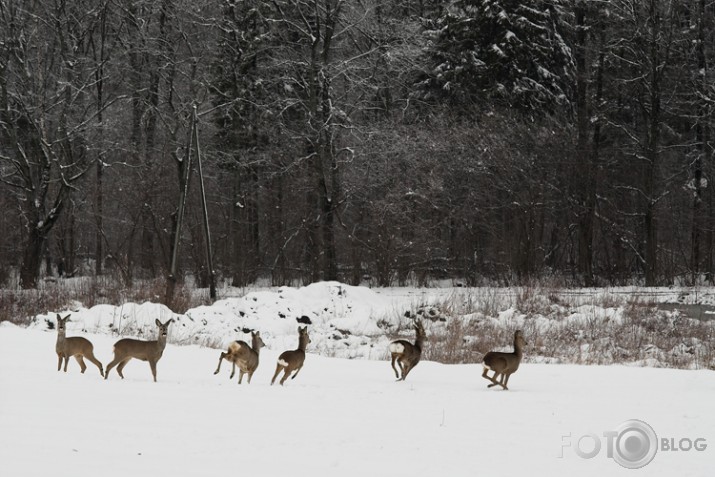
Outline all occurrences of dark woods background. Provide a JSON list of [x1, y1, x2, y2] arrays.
[[1, 0, 714, 290]]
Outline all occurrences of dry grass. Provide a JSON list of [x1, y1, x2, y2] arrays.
[[413, 288, 715, 370], [0, 276, 210, 325]]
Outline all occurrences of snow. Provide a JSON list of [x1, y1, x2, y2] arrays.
[[1, 321, 713, 476], [491, 43, 506, 58], [26, 282, 400, 359], [2, 282, 715, 475], [18, 281, 715, 368]]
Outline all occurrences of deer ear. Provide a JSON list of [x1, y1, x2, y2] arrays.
[[155, 319, 162, 326], [56, 314, 62, 320]]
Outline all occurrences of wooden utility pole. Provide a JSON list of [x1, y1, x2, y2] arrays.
[[166, 109, 195, 306], [165, 105, 216, 306], [193, 105, 216, 299]]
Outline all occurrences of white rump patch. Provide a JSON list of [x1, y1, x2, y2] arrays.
[[389, 342, 405, 354], [277, 359, 289, 367], [483, 364, 492, 371]]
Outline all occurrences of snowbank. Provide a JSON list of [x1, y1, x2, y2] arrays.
[[25, 281, 715, 368], [30, 282, 403, 360]]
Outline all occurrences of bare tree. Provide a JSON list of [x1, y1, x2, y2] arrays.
[[607, 0, 684, 285], [0, 0, 115, 288]]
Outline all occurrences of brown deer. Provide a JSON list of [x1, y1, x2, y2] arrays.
[[214, 331, 266, 384], [55, 314, 104, 377], [105, 319, 173, 382], [271, 326, 311, 386], [389, 319, 426, 381], [482, 330, 528, 390]]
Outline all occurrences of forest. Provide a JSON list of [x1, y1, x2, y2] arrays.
[[1, 0, 714, 292]]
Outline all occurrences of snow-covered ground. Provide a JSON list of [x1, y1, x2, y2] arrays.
[[2, 282, 714, 476], [0, 322, 712, 477]]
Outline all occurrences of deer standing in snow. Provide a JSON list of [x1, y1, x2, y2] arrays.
[[271, 326, 311, 385], [481, 330, 527, 390], [55, 314, 104, 376], [105, 319, 173, 382], [389, 319, 426, 381], [214, 331, 266, 384]]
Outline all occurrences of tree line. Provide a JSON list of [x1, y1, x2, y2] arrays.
[[1, 0, 714, 291]]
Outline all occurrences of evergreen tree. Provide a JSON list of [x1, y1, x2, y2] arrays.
[[422, 0, 574, 113]]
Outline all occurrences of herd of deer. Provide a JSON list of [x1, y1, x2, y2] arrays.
[[54, 314, 528, 390]]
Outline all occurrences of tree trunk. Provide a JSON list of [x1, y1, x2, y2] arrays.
[[690, 0, 711, 283], [317, 1, 339, 281], [231, 167, 246, 287], [573, 3, 595, 286], [20, 228, 44, 289], [643, 0, 663, 286]]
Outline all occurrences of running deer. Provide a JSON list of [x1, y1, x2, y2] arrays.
[[105, 319, 174, 382], [481, 330, 528, 390], [271, 326, 311, 385], [55, 314, 104, 377], [389, 319, 426, 381], [214, 331, 266, 384]]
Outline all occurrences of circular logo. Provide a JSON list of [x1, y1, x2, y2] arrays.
[[613, 419, 658, 469]]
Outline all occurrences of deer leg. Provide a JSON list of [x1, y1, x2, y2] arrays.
[[500, 373, 510, 390], [270, 364, 283, 385], [57, 353, 63, 372], [116, 358, 131, 379], [63, 355, 71, 372], [247, 371, 253, 384], [487, 372, 502, 387], [85, 350, 104, 377], [482, 369, 494, 386], [395, 358, 406, 380], [481, 366, 493, 382], [229, 362, 236, 380], [291, 365, 303, 380], [482, 367, 499, 386], [105, 358, 118, 379], [390, 354, 400, 379], [106, 357, 127, 380], [401, 363, 415, 381], [279, 367, 292, 385], [213, 352, 225, 375], [149, 360, 158, 382], [238, 370, 245, 384], [75, 355, 88, 373]]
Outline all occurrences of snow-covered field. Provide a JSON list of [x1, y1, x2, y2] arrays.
[[1, 281, 714, 476], [0, 323, 713, 477]]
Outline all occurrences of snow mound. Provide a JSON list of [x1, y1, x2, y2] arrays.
[[31, 281, 401, 360]]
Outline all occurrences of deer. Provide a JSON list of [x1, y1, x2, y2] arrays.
[[389, 319, 426, 381], [214, 331, 266, 384], [105, 319, 174, 382], [55, 314, 104, 377], [481, 329, 528, 390], [271, 326, 311, 386]]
